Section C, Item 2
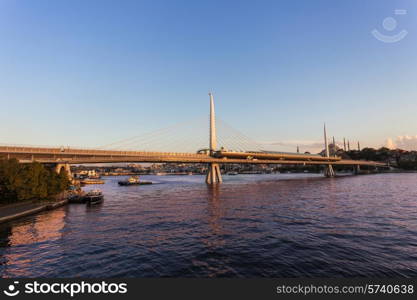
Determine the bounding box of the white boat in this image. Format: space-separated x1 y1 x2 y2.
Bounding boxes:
118 176 152 186
227 171 238 175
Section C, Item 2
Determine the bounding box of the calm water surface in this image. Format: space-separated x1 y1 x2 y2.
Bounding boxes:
1 173 417 278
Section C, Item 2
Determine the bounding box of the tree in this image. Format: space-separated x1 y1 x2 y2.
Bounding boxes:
0 158 21 202
57 169 70 191
0 159 70 204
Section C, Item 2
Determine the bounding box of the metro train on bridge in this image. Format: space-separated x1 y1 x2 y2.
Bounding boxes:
196 148 341 162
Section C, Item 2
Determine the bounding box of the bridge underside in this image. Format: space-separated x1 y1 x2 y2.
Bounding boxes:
1 152 386 167
0 94 389 184
0 146 387 185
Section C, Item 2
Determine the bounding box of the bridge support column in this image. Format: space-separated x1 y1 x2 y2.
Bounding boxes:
353 164 360 175
324 164 335 177
55 163 73 181
323 124 335 178
206 163 222 184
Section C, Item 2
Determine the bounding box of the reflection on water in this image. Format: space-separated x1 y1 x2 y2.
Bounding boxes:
9 209 66 246
0 209 66 277
1 173 417 278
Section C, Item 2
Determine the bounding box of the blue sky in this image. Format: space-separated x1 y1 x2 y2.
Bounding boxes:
1 0 416 152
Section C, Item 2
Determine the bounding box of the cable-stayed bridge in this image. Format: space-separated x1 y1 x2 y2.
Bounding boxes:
0 93 387 183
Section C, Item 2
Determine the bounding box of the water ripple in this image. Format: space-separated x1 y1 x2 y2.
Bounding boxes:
1 173 417 277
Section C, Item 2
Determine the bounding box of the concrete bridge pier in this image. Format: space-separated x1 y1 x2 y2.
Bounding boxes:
206 163 222 184
323 124 335 178
353 164 360 175
55 163 73 181
324 164 335 177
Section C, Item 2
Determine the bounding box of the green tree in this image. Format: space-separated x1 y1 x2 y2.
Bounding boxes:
57 169 70 191
0 159 71 204
0 158 21 202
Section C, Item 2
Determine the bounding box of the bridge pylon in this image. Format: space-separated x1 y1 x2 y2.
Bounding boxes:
206 92 223 184
323 123 335 178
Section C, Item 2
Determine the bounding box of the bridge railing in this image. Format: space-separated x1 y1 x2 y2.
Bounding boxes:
0 145 389 167
0 145 207 157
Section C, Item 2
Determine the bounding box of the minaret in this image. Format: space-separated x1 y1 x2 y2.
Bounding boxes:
297 145 300 153
357 141 360 151
343 138 346 151
348 140 350 151
324 123 329 157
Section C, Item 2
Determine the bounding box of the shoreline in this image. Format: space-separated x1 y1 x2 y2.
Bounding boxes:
0 196 69 225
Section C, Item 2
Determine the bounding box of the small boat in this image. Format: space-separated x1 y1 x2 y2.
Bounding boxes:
118 176 152 186
155 172 188 176
85 189 104 205
69 189 104 204
227 171 238 175
80 179 105 185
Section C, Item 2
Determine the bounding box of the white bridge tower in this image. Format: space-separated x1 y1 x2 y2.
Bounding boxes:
206 93 223 184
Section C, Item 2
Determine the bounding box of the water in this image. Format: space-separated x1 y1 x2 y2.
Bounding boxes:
1 173 417 278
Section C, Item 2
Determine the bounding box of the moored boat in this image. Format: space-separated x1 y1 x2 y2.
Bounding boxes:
68 189 104 204
85 189 104 205
80 179 105 185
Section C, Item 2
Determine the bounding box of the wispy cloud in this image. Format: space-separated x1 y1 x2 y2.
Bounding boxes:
259 140 325 153
385 135 417 150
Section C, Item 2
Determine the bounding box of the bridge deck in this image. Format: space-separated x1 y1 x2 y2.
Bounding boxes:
0 146 387 167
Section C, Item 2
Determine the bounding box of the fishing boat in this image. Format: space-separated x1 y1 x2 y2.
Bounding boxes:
118 176 152 186
85 189 104 205
69 189 104 204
